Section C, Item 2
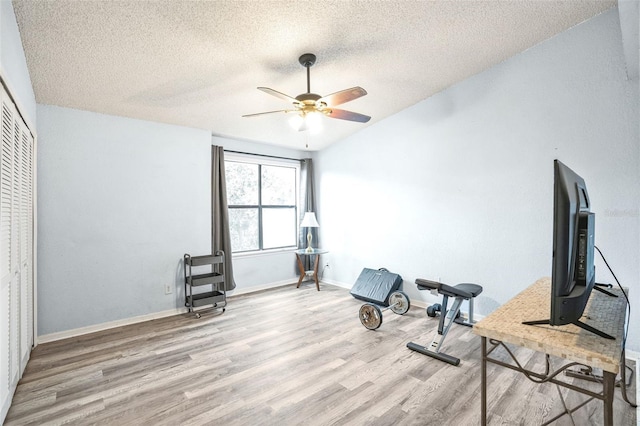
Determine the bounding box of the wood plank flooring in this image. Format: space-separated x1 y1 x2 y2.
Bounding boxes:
5 283 637 425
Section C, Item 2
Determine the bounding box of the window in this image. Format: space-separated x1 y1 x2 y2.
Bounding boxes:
225 153 299 253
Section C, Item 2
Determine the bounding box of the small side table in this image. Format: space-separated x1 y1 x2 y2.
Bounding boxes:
295 249 328 291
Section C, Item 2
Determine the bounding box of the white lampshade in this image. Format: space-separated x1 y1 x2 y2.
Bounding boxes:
300 212 319 228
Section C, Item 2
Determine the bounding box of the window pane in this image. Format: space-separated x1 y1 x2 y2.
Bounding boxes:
229 208 259 252
226 162 259 205
262 207 296 249
262 165 296 205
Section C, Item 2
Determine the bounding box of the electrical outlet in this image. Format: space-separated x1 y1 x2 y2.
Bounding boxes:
165 284 173 295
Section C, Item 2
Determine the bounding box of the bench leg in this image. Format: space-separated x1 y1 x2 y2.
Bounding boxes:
407 297 464 366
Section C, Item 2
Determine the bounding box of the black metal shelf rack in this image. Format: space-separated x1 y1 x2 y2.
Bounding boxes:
184 251 227 317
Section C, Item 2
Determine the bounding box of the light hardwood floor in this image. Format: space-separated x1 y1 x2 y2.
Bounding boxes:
5 283 637 425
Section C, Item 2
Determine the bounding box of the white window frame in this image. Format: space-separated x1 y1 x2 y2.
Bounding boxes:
224 152 300 256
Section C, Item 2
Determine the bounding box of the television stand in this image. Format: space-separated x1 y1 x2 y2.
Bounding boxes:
522 318 615 340
522 282 620 339
594 283 618 298
572 319 615 340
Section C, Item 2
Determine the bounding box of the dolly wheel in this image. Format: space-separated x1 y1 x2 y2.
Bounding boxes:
359 304 382 330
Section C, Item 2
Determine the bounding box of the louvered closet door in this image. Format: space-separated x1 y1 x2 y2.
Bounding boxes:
0 84 34 412
0 89 13 406
10 109 20 385
19 124 32 367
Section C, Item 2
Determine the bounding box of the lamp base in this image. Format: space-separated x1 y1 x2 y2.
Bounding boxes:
305 230 314 253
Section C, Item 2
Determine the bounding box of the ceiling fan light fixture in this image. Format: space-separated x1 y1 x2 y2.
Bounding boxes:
289 113 304 131
289 111 323 133
306 111 322 130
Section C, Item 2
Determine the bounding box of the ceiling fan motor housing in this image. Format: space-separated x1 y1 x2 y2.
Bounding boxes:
299 53 317 67
295 93 321 102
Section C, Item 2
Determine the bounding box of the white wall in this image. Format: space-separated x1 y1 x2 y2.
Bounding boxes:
315 8 640 351
37 105 212 336
211 135 308 294
0 0 36 127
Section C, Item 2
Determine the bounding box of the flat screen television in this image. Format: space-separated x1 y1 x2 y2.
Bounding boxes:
523 160 615 339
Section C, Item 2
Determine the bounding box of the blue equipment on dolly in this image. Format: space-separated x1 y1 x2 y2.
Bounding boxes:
352 267 410 330
350 267 403 306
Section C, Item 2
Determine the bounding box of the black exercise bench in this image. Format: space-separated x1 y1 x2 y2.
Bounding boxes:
407 278 483 366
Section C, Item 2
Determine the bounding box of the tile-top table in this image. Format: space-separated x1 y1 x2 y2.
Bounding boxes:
473 277 635 425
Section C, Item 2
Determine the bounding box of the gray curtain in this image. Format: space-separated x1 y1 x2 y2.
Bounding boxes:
212 145 236 290
298 158 318 270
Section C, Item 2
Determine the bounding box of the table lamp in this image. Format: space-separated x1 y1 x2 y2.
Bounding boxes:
300 212 319 253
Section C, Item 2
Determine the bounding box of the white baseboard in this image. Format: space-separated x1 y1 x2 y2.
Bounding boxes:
319 277 351 290
228 278 299 296
37 278 300 344
37 307 189 344
0 381 16 426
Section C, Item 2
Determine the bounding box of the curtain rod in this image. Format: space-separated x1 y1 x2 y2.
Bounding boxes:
224 149 305 162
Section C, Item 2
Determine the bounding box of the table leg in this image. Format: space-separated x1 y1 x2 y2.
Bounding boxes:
313 254 321 291
481 336 487 426
295 253 305 288
603 370 615 426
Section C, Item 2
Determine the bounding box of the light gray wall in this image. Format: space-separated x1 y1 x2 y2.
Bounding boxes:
37 105 212 335
618 0 639 80
36 124 309 336
315 8 640 351
211 135 308 294
0 0 36 126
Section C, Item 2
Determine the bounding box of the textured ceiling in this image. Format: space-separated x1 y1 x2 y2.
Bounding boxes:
13 0 615 151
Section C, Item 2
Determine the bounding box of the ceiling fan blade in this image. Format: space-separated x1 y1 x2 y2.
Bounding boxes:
318 87 367 106
327 108 371 123
257 87 298 104
242 109 294 118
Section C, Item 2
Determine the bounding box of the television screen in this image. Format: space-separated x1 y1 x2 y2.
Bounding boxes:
550 160 595 325
523 160 614 339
